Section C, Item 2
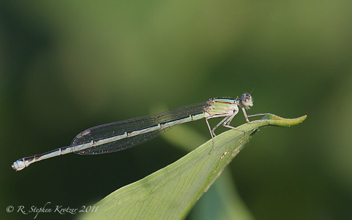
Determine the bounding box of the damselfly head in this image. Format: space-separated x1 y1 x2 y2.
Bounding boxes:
240 93 253 109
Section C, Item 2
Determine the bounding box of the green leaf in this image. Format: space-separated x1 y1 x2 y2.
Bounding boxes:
80 114 307 220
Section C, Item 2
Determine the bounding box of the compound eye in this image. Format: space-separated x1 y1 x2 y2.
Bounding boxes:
241 93 253 108
241 93 251 101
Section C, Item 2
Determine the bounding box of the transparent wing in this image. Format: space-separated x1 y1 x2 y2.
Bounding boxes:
72 101 208 155
75 130 167 155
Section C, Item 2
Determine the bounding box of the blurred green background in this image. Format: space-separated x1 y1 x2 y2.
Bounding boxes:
1 1 352 219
